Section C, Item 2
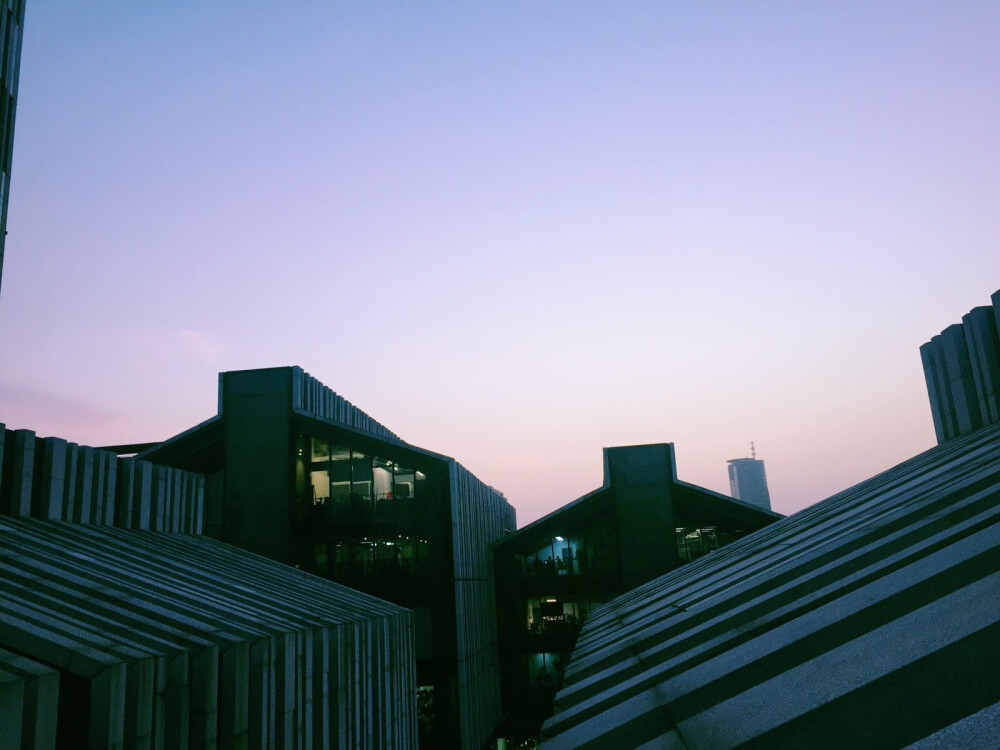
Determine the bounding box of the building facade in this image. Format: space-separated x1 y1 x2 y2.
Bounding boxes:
0 0 24 293
727 450 772 511
138 366 516 749
0 422 418 749
541 421 1000 749
920 289 1000 443
492 443 780 738
542 292 1000 748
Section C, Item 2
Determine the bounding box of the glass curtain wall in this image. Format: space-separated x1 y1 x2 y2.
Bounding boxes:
517 515 619 580
294 434 432 604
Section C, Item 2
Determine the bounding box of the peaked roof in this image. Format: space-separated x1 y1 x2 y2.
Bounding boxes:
540 421 1000 749
1 516 417 748
2 516 408 646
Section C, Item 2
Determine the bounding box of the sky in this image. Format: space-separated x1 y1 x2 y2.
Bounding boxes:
1 2 998 525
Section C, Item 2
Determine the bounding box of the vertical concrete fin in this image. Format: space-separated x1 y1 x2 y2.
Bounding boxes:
40 437 67 521
921 341 949 444
76 446 94 524
962 306 1000 424
137 460 153 531
117 457 135 529
11 429 35 518
63 443 79 522
102 453 117 526
0 425 6 515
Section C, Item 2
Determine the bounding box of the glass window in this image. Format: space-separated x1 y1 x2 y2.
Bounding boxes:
312 438 330 461
351 451 373 512
292 432 436 604
329 447 351 515
393 466 415 499
373 457 393 506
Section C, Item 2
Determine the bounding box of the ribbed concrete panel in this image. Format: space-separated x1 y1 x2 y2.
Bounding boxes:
450 461 516 750
291 366 402 443
922 290 1000 443
921 335 956 442
0 668 25 750
0 426 203 534
0 517 418 750
941 323 984 436
10 428 33 517
0 427 5 512
994 290 1000 339
38 437 66 521
74 444 94 523
963 306 1000 424
0 648 59 750
540 421 1000 750
0 0 24 296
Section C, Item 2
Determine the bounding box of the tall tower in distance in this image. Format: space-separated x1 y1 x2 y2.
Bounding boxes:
727 441 772 511
0 0 25 295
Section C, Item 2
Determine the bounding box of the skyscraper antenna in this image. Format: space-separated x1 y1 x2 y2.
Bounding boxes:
751 440 756 460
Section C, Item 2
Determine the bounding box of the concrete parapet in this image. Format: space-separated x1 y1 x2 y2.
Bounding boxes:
922 290 1000 443
0 516 418 749
0 425 203 534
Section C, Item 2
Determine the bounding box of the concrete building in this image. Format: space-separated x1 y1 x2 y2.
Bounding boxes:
0 0 23 293
0 422 419 749
493 443 780 740
726 445 772 511
540 421 1000 749
137 366 516 749
921 289 1000 443
0 424 205 533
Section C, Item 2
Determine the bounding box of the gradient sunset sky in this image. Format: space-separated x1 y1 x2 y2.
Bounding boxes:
1 2 997 524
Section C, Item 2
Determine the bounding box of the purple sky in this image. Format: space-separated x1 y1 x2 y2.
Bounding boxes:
1 2 998 525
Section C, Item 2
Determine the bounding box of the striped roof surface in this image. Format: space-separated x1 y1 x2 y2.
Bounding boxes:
1 516 416 749
541 422 1000 749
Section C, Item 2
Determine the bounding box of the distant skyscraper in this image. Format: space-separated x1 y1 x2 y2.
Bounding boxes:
727 442 772 511
0 0 25 295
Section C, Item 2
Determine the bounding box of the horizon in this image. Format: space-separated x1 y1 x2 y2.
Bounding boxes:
1 2 998 525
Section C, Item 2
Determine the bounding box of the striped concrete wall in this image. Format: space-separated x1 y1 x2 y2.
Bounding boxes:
449 461 517 750
0 0 25 295
921 289 1000 443
291 367 403 443
1 515 418 750
540 420 1000 749
0 425 204 533
0 647 59 750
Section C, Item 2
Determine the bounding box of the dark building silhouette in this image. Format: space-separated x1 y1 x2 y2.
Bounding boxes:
138 366 515 749
921 289 1000 443
0 423 419 748
0 0 24 293
727 444 772 511
492 443 780 738
541 421 1000 749
541 290 1000 749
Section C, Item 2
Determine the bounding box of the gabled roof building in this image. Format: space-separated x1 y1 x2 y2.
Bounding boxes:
540 421 1000 749
137 366 516 749
493 443 781 739
0 422 418 749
